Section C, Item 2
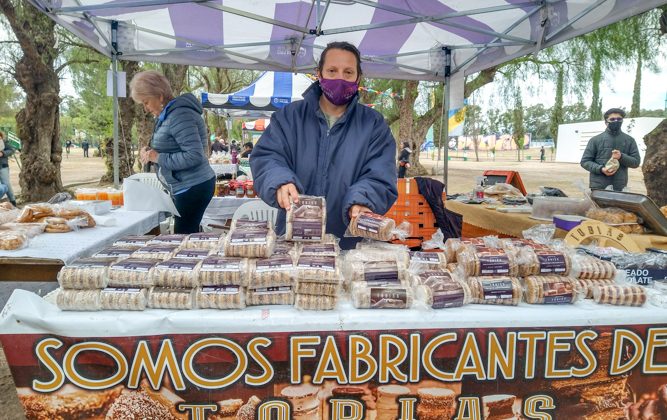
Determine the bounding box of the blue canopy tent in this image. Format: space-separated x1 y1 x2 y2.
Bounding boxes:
201 71 315 118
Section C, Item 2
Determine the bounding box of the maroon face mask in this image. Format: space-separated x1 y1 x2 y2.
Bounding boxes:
319 78 359 106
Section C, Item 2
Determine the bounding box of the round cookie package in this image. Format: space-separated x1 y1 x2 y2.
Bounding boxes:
415 275 472 309
147 234 188 247
223 228 276 258
199 256 249 287
100 287 148 311
112 235 156 248
56 289 101 311
196 286 246 310
152 258 202 288
182 232 225 250
467 276 522 306
347 212 410 242
593 284 646 307
295 293 338 311
57 257 116 289
409 251 449 271
130 244 179 261
351 283 414 309
286 195 327 242
295 255 341 283
295 280 340 297
523 276 580 304
246 286 294 306
108 258 160 288
148 287 196 310
248 255 296 288
458 247 519 277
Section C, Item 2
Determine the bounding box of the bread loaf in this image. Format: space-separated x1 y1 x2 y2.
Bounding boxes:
523 276 579 304
199 256 249 287
352 284 413 309
152 258 201 288
58 258 115 289
196 286 246 309
148 287 195 310
467 276 522 306
347 213 396 241
100 287 147 311
56 289 101 311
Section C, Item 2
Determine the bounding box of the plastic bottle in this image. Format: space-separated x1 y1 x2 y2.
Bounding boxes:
474 176 486 199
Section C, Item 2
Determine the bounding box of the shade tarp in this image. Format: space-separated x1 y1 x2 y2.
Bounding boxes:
201 71 313 113
28 0 666 82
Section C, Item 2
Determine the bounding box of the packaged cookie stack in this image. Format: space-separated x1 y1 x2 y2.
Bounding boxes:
147 234 188 247
467 276 522 306
197 256 248 309
131 244 180 261
409 251 449 271
56 258 116 311
294 255 341 310
415 274 472 309
148 258 201 310
444 237 485 263
570 254 618 298
92 246 137 261
457 246 520 277
347 212 410 242
103 258 161 310
223 219 276 258
286 195 327 242
112 235 156 248
246 255 296 306
182 232 225 250
523 276 580 305
592 284 647 307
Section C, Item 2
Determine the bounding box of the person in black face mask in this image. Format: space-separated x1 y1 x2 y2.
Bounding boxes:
580 108 641 191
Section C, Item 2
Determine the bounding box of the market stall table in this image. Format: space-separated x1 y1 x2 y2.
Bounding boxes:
202 196 260 227
446 200 667 250
209 163 237 176
2 290 667 419
0 209 160 282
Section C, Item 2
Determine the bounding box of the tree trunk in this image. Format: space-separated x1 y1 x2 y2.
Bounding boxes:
0 0 63 202
550 67 564 147
589 58 603 121
642 119 667 207
135 108 154 172
102 61 139 183
629 52 642 118
161 64 189 95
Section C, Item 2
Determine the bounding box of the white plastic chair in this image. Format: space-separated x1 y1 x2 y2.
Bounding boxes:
126 173 165 191
232 199 278 225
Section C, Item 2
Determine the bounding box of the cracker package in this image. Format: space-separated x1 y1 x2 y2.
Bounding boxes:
152 258 202 288
347 212 411 242
100 287 148 311
467 276 522 306
196 286 246 310
113 235 155 248
148 287 196 310
523 276 580 304
351 283 414 309
298 242 340 258
58 258 116 289
56 289 101 311
415 274 472 309
222 228 276 258
295 294 338 311
295 256 341 282
130 244 179 260
286 195 327 242
92 246 137 261
247 255 295 288
246 286 294 306
107 258 160 288
199 256 249 287
147 234 188 247
182 232 225 250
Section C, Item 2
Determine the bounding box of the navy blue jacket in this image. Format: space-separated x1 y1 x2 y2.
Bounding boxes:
580 128 640 191
151 93 214 194
251 81 398 242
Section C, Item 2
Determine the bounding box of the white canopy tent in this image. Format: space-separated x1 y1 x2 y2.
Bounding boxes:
26 0 667 187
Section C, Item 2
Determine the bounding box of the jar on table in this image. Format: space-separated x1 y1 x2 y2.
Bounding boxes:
245 181 256 198
227 181 237 197
235 182 246 198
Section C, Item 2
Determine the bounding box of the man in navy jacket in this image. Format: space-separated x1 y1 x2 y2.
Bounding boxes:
251 42 398 248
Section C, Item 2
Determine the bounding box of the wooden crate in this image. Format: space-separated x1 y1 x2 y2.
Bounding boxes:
384 178 446 248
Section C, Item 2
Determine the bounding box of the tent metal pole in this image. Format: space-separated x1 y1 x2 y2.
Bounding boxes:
441 47 451 192
111 21 120 188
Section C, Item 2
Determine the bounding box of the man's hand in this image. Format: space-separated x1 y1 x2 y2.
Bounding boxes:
611 149 621 160
276 183 299 209
602 167 616 176
139 147 158 165
348 204 372 220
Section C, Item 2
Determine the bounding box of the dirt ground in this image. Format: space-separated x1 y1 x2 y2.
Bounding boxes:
0 149 647 418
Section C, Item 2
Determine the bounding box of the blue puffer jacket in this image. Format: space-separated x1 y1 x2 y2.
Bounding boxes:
250 81 398 243
151 93 214 194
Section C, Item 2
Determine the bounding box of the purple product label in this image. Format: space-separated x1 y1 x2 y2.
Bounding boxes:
479 252 510 275
369 288 408 308
174 250 210 259
114 235 154 245
355 213 387 234
102 287 142 294
272 243 293 255
297 256 335 271
432 290 465 309
112 259 156 272
234 220 269 229
364 261 400 284
201 257 242 271
290 220 323 240
253 286 292 295
410 252 441 264
157 259 199 271
417 270 450 282
541 280 574 304
256 256 294 272
135 245 179 254
188 233 222 242
96 247 136 257
481 280 514 300
536 252 567 273
201 286 240 295
149 234 187 244
301 244 336 255
230 230 268 244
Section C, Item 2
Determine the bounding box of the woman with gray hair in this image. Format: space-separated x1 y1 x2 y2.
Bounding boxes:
130 70 215 233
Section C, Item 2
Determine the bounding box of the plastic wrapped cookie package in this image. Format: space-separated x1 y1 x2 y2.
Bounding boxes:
408 251 449 271
345 260 411 287
467 276 522 306
295 255 341 283
112 235 156 248
523 276 580 305
414 275 472 309
345 248 411 268
246 286 295 306
295 280 341 297
148 287 196 310
295 294 338 311
198 256 250 287
444 238 485 263
107 258 160 288
171 248 212 260
575 278 616 299
351 283 414 309
346 212 411 242
56 289 101 311
247 255 296 288
152 258 202 288
570 254 618 280
130 244 180 261
100 287 148 311
592 284 647 307
272 240 298 260
516 248 572 277
286 195 327 242
457 247 520 277
147 234 188 247
196 286 246 310
182 232 225 250
230 219 273 231
222 228 276 258
57 257 116 289
297 242 340 258
0 230 29 251
92 246 137 261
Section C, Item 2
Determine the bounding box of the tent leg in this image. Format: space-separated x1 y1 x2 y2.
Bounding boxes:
441 47 451 192
112 53 120 188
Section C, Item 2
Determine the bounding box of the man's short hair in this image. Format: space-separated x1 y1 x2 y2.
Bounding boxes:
604 108 626 120
243 142 253 149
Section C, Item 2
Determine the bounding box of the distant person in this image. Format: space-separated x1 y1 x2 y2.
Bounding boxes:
540 146 545 162
65 139 72 156
210 136 227 154
230 140 239 153
397 141 411 178
580 108 641 191
82 139 90 157
240 142 253 158
0 132 16 206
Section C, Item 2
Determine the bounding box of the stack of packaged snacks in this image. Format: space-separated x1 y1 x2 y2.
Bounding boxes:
223 220 276 258
294 255 341 310
197 256 248 309
246 254 296 306
56 257 117 311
